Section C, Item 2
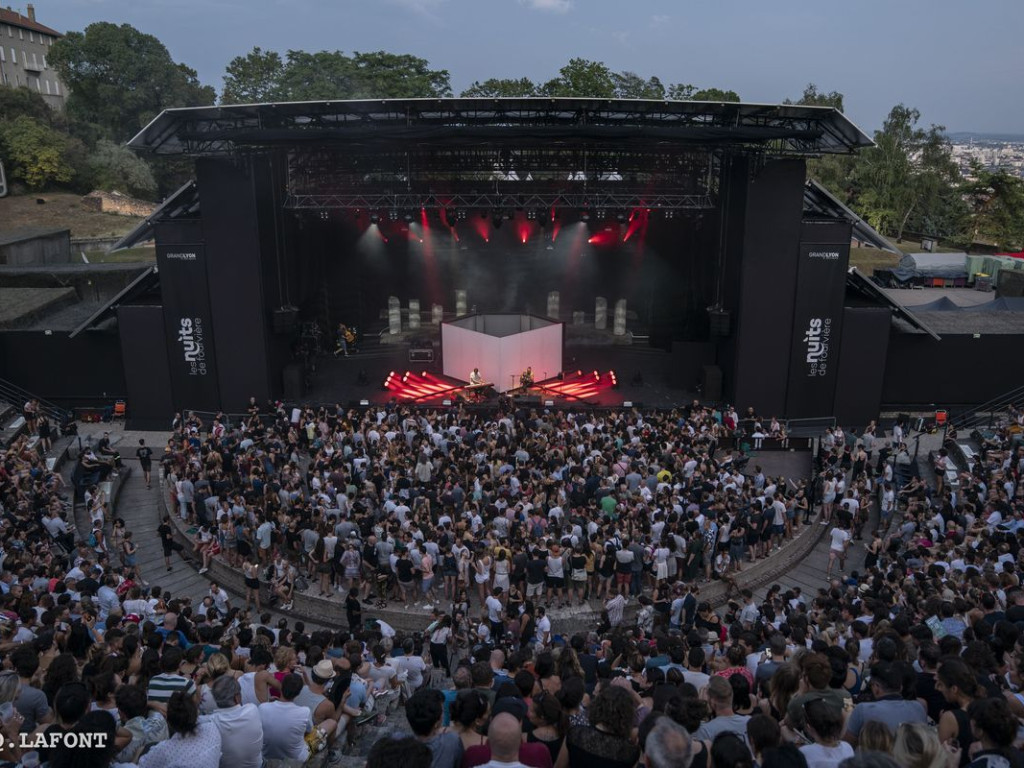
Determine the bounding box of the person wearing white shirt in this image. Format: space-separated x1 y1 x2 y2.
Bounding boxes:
396 638 427 691
534 607 551 646
826 523 851 581
206 676 263 768
96 576 120 622
259 674 312 762
209 582 231 616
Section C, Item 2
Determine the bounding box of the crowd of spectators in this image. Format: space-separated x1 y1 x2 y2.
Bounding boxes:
0 396 1020 768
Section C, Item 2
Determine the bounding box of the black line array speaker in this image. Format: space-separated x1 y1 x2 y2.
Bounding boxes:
709 309 731 337
272 307 299 335
282 362 304 400
702 364 723 402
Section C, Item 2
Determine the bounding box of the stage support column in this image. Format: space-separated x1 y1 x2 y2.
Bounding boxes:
455 290 467 316
195 157 271 410
547 291 559 319
432 304 443 325
388 297 402 335
727 159 806 415
573 311 585 325
613 300 627 336
408 299 421 330
595 297 607 330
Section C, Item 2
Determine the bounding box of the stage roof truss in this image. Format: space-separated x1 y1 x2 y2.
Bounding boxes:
109 180 200 252
68 266 160 338
804 180 900 254
130 98 873 157
283 191 715 211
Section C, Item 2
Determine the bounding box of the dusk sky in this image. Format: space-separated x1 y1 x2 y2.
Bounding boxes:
53 0 1024 135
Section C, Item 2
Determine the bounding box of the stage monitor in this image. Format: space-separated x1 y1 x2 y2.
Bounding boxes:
442 314 563 393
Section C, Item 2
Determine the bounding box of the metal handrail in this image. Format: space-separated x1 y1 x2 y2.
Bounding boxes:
947 384 1024 432
0 377 73 424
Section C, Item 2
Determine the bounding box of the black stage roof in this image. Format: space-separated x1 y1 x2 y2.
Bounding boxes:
129 98 873 157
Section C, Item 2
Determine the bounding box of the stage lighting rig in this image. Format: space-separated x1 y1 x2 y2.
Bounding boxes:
580 209 591 222
369 212 381 224
615 210 628 222
388 210 399 221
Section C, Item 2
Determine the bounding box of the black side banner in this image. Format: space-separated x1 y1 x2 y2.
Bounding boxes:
785 242 848 417
156 243 221 411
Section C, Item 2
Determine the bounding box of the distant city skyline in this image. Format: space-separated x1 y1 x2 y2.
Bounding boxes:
51 0 1024 135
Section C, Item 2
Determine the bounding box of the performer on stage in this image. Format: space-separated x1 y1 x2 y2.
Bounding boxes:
519 366 534 388
469 367 483 386
334 323 356 356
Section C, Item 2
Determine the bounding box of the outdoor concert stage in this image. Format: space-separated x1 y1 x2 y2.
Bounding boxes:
12 97 1013 429
301 342 697 410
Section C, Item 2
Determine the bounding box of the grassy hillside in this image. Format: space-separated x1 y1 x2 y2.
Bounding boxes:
0 193 144 238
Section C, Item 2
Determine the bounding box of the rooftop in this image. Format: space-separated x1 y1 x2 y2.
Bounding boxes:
0 7 61 38
0 227 70 247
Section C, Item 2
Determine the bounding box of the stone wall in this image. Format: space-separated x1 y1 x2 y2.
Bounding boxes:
81 191 156 218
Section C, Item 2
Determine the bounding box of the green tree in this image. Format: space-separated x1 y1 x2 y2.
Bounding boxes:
274 50 358 101
460 78 537 97
963 162 1024 250
232 49 452 102
222 47 284 104
87 140 157 199
349 51 451 98
612 72 665 100
690 87 741 102
0 115 76 189
539 58 616 97
667 83 696 100
50 22 215 142
666 84 740 102
785 83 844 112
0 86 57 125
854 104 963 241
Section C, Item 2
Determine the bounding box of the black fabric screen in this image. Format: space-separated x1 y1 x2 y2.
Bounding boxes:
155 243 221 411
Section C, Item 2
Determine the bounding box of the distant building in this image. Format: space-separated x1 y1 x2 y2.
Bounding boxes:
0 4 66 110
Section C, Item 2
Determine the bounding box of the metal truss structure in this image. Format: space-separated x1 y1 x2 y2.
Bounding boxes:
129 98 873 158
283 191 715 211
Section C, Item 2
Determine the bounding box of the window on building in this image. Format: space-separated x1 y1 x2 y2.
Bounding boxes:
53 79 59 95
0 46 4 62
42 54 46 69
31 52 37 69
18 27 23 39
10 47 15 64
28 30 33 42
45 79 50 94
22 49 27 67
35 77 40 92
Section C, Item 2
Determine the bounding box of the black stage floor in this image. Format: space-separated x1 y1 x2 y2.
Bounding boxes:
299 342 701 410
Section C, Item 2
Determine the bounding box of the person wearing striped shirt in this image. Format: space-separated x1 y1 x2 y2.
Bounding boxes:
147 647 197 705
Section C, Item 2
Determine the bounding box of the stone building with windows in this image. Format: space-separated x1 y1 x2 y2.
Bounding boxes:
0 4 65 109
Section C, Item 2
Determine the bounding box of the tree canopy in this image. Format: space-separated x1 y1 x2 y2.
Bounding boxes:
222 48 451 103
50 22 215 143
